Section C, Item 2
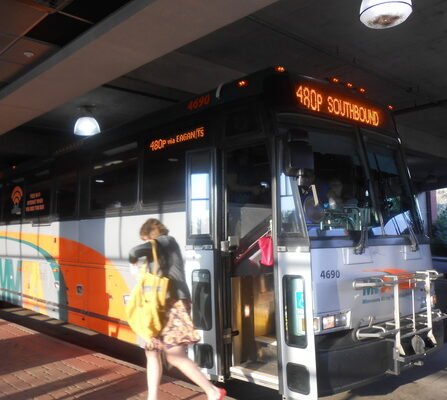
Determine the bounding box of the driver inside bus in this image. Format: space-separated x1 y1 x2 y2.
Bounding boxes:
326 177 344 210
326 177 358 210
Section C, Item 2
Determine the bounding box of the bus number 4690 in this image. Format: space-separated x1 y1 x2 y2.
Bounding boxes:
320 270 341 279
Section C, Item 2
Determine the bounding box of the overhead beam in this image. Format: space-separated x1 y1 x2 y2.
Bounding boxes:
0 0 278 135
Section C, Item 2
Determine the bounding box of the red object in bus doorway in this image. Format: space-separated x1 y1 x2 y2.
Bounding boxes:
258 236 274 266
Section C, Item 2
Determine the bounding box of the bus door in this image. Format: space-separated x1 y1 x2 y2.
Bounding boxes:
275 136 318 399
185 148 229 381
224 144 276 388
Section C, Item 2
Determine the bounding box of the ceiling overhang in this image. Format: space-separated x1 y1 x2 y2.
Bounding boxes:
0 0 278 135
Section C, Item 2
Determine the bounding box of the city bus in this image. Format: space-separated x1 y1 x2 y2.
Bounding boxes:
0 66 446 399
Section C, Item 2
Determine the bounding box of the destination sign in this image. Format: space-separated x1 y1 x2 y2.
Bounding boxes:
149 126 206 151
295 79 388 128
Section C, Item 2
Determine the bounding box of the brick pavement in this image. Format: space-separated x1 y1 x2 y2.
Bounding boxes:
0 319 211 400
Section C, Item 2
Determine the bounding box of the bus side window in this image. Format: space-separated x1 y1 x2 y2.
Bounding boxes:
142 149 185 207
284 276 307 348
279 173 302 234
89 142 138 212
55 171 78 219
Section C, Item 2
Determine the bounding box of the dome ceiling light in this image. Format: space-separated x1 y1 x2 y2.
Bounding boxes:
360 0 413 29
74 106 101 136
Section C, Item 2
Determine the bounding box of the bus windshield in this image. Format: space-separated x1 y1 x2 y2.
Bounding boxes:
362 132 422 237
278 119 421 241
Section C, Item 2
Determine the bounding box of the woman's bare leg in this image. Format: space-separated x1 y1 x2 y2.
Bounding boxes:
146 349 163 400
165 345 222 400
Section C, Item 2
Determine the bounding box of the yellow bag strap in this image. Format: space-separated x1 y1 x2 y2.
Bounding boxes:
139 239 161 276
149 239 160 275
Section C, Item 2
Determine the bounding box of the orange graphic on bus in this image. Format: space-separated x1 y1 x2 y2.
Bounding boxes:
10 186 23 215
11 186 23 205
372 268 416 293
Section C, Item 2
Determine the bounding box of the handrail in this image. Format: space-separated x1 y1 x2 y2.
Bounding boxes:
352 270 441 291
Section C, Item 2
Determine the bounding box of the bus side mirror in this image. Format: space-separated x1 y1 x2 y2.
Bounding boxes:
284 140 315 186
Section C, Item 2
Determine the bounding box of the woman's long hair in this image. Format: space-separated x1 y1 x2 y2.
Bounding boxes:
140 218 169 238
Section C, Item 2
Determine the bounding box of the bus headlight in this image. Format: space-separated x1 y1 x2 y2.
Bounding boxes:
322 315 335 330
321 311 350 331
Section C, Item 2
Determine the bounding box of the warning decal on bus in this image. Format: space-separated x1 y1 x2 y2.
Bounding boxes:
25 191 46 213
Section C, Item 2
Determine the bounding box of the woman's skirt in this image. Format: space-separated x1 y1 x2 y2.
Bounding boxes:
145 299 201 351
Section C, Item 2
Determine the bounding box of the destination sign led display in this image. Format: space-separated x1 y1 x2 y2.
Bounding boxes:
295 80 387 128
149 126 205 151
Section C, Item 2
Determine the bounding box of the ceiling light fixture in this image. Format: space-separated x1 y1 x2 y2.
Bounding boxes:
73 106 101 136
360 0 413 29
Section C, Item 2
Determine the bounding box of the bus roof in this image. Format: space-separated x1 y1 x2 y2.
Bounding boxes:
0 66 397 178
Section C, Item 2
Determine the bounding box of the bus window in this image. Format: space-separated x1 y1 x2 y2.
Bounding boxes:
309 129 371 237
280 122 378 239
2 179 24 223
90 143 138 211
284 276 307 348
226 145 272 240
364 137 421 236
24 170 51 220
142 149 185 207
279 173 303 235
55 171 78 219
188 151 211 236
226 145 272 278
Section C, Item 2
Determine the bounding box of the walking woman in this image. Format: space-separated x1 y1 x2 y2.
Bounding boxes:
128 218 226 400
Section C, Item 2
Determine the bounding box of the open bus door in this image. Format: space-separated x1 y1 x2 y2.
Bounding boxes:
184 148 230 382
275 135 318 399
223 143 277 388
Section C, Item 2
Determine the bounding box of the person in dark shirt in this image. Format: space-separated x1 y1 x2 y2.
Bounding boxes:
325 177 358 210
128 218 226 400
326 177 344 210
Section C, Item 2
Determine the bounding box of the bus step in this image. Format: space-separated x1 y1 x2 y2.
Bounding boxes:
254 336 277 363
230 362 278 390
254 335 277 347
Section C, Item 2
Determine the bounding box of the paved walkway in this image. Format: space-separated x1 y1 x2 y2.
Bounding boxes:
0 318 214 400
2 312 447 400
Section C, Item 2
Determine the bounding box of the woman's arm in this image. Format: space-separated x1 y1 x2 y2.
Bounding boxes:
128 241 152 264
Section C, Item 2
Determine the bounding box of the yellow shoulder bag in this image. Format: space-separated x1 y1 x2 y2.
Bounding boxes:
126 239 170 341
